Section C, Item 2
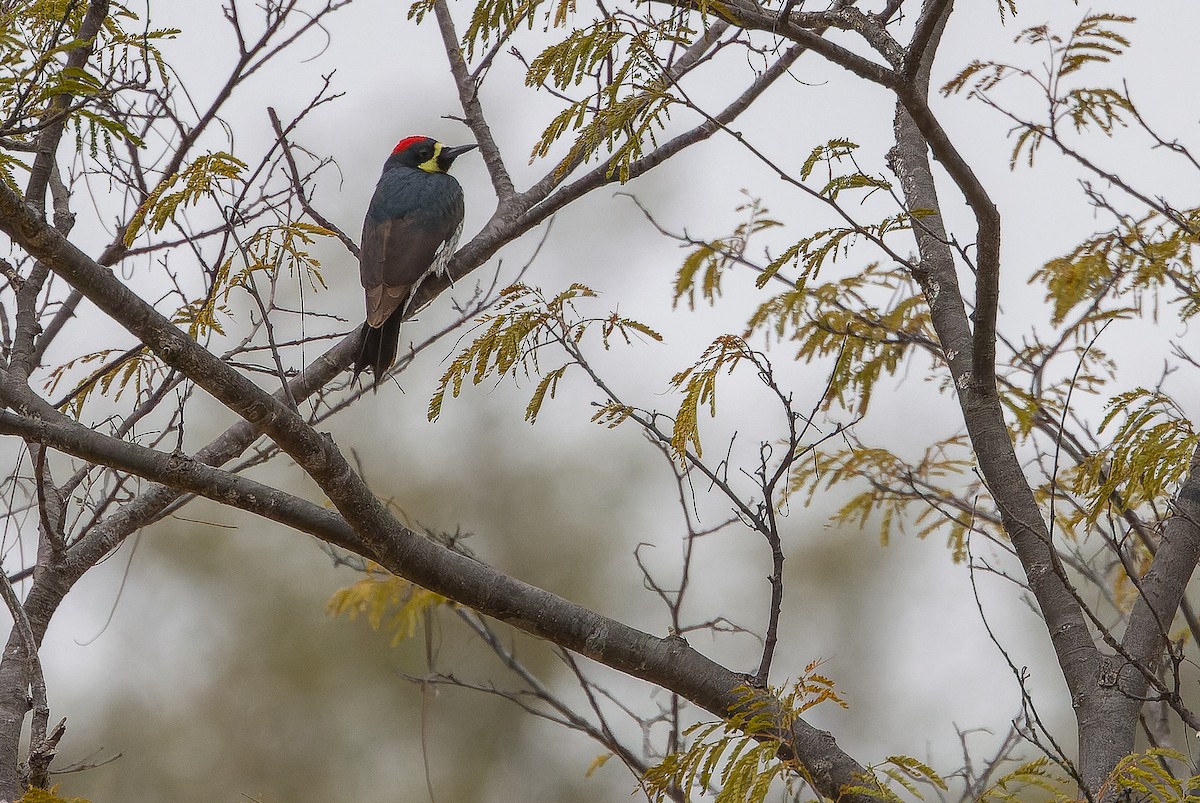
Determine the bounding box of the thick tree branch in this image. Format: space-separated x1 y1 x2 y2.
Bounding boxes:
1122 446 1200 678
0 558 50 789
788 5 905 66
25 0 110 212
885 0 1105 792
715 0 900 87
904 0 952 76
0 406 362 556
892 82 1001 391
433 0 516 202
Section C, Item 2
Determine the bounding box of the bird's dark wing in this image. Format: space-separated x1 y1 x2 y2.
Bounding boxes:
359 214 458 328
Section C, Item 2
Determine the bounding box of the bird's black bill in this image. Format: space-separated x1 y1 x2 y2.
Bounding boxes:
439 143 478 168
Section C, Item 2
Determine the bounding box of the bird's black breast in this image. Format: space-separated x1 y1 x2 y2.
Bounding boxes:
367 165 463 225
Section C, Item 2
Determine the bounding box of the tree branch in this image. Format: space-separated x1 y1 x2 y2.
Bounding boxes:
0 559 50 789
0 406 362 555
715 0 900 88
433 0 516 202
25 0 110 212
904 0 952 77
885 1 1104 792
1122 445 1200 683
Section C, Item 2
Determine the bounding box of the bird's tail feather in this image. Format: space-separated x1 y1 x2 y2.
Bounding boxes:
353 316 402 389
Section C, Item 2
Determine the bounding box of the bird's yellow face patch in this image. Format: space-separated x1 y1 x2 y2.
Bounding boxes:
418 142 444 173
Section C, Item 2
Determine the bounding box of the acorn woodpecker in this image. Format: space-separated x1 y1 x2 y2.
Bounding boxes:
353 135 477 382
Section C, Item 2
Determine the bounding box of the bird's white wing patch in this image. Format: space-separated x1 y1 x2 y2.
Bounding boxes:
431 220 464 278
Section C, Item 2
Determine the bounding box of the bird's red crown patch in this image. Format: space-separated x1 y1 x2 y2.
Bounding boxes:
393 135 431 154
